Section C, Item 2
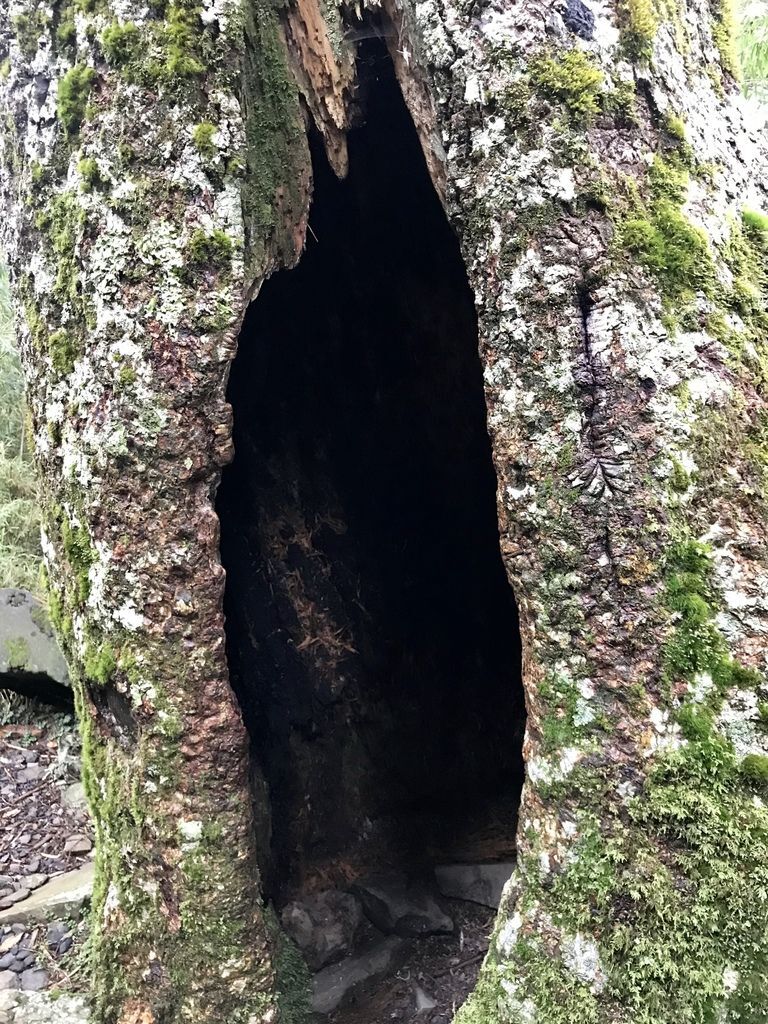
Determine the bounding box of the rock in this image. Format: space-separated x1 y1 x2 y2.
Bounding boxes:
0 864 94 926
311 937 403 1015
281 891 363 970
61 784 87 813
24 877 47 893
0 990 18 1012
16 766 42 784
7 991 89 1023
0 974 17 992
0 893 29 913
63 835 91 855
434 862 515 910
352 873 453 937
0 590 69 694
415 985 437 1012
19 969 48 992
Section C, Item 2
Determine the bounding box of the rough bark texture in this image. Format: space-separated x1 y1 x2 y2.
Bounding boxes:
2 2 768 1024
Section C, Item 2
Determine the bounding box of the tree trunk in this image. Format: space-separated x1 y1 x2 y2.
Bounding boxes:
1 1 768 1023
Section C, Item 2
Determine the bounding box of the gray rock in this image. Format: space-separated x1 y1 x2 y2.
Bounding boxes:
61 784 87 813
24 877 47 893
434 862 515 910
281 890 363 971
0 990 19 1011
352 873 453 937
311 937 403 1015
0 864 94 926
0 893 29 913
6 992 89 1023
63 836 91 855
19 970 48 992
0 974 17 992
0 590 68 691
17 766 42 784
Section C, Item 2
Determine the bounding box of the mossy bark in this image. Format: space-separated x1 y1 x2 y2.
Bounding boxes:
1 0 768 1023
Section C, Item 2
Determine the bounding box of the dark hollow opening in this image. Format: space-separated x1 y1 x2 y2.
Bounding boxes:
217 41 525 904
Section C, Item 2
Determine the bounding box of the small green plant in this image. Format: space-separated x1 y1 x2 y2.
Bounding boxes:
184 229 233 277
740 752 768 787
101 21 140 66
77 157 102 191
57 64 96 137
192 122 217 159
530 50 605 124
619 0 658 61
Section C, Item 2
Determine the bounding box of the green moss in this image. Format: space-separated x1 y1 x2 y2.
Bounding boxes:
12 10 50 61
192 121 217 159
712 0 739 79
669 457 690 492
184 228 233 276
739 753 768 788
55 3 77 58
676 702 714 740
619 0 658 61
742 208 768 243
77 157 101 191
267 909 311 1023
118 365 137 386
0 59 10 80
664 112 687 140
6 636 30 670
48 330 78 377
57 65 96 137
603 79 639 125
530 50 604 124
83 643 117 686
622 204 713 300
60 519 95 604
101 21 140 65
160 2 206 80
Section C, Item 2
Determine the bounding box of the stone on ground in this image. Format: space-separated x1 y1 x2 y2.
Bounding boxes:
0 991 89 1024
311 936 403 1014
352 873 453 937
0 590 68 689
434 861 515 909
0 864 94 926
281 890 363 970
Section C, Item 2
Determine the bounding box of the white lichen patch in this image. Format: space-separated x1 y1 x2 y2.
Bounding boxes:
561 932 607 994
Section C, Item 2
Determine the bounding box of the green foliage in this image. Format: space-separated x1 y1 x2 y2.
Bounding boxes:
192 122 217 159
739 752 768 787
530 50 605 124
57 65 96 137
737 1 768 100
619 0 659 60
163 3 206 79
101 21 141 66
0 265 41 592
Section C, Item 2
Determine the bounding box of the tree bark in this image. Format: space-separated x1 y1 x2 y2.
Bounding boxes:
2 1 768 1023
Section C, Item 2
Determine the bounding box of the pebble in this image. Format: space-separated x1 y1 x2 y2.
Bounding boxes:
63 836 91 855
19 970 48 992
0 893 29 913
16 767 42 785
0 974 17 992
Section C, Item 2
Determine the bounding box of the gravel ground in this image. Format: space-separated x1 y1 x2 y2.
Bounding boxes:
0 699 91 998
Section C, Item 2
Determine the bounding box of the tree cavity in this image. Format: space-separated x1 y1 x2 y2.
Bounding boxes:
217 41 526 902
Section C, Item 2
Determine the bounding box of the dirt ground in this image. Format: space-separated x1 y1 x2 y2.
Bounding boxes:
328 900 494 1024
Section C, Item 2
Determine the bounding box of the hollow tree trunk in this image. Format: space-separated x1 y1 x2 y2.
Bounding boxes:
1 1 768 1023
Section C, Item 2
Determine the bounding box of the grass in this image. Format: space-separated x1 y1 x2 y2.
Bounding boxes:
737 0 768 99
0 262 42 591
